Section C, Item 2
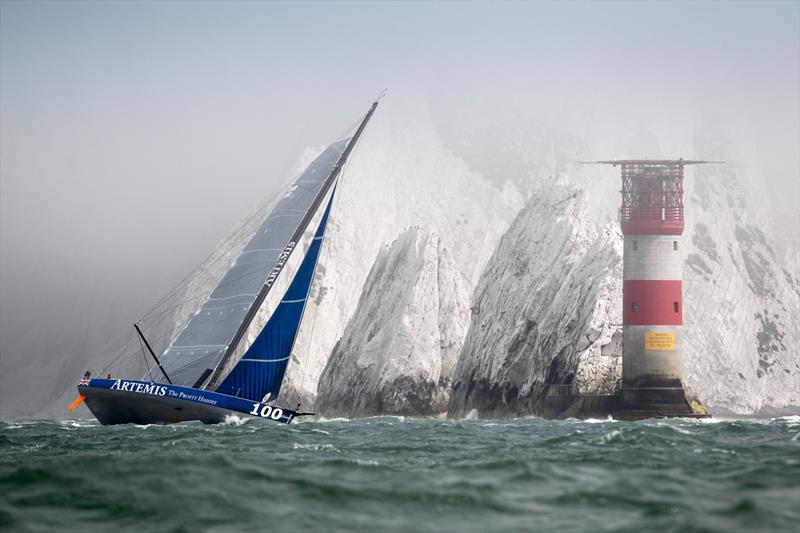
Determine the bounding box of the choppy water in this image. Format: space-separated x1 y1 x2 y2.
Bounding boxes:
1 416 798 532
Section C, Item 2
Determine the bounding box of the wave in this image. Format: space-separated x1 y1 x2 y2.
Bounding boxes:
1 417 797 532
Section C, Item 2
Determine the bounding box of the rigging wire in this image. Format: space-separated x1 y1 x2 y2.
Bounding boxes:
137 117 363 327
295 111 372 399
206 115 370 391
136 332 155 381
98 328 138 376
113 109 368 381
132 167 355 378
136 178 342 326
137 185 291 323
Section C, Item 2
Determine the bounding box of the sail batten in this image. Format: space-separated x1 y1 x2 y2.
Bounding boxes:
205 101 379 391
157 100 379 391
159 138 350 387
214 185 338 401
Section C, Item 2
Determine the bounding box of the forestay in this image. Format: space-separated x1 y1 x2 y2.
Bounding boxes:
215 186 336 402
160 139 349 387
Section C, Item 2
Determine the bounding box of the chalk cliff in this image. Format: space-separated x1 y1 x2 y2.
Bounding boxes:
279 98 522 408
447 182 623 417
316 228 469 416
679 131 800 413
444 126 799 416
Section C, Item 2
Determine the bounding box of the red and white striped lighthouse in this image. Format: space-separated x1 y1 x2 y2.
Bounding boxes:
587 159 717 417
618 160 687 389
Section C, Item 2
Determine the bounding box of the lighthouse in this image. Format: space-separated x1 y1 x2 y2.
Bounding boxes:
587 159 715 418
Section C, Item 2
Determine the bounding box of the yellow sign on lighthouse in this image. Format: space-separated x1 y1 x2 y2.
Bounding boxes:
645 332 675 351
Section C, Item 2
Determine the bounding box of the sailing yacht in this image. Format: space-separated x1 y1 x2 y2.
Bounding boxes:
70 100 379 425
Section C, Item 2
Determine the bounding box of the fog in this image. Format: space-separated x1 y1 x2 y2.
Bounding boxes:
1 1 798 418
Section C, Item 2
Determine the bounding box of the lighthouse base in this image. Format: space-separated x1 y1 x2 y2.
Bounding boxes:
541 382 709 421
610 384 708 420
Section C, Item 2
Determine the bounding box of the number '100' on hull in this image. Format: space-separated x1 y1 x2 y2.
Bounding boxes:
78 379 297 425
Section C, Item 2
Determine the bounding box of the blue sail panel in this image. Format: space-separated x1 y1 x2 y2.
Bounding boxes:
214 187 336 402
160 139 348 387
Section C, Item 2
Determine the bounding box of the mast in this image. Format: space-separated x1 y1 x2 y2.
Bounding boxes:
204 100 379 390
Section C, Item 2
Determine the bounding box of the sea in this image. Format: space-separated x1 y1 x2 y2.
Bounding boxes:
1 416 798 532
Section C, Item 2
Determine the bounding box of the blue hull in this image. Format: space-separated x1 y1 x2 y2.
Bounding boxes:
78 379 298 425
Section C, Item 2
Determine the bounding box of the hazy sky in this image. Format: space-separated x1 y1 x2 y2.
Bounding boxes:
1 1 798 417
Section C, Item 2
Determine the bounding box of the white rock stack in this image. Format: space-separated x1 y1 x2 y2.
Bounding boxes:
447 182 623 418
315 228 469 417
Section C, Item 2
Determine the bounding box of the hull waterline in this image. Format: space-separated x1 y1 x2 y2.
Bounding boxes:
77 378 299 426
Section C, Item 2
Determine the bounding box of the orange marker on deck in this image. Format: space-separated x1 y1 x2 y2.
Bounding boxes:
67 395 86 411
